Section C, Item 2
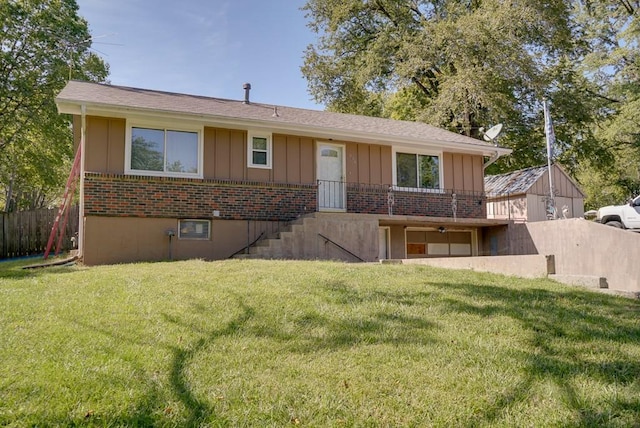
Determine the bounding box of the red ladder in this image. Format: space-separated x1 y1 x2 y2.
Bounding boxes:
44 145 81 260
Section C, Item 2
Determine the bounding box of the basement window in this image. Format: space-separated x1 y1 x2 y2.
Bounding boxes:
247 131 272 169
178 219 210 240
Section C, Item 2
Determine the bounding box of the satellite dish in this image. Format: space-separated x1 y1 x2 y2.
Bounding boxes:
482 123 503 142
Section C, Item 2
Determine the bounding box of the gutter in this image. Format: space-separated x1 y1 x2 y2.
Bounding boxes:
483 151 503 170
78 104 86 259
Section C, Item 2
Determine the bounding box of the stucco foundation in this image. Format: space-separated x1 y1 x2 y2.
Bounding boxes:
82 216 284 265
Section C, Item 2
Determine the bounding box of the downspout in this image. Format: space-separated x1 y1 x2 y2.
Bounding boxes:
483 151 501 170
78 105 86 259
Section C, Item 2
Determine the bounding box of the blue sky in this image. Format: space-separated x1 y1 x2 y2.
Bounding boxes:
77 0 323 110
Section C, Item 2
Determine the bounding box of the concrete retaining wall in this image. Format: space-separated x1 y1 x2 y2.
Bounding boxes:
395 254 554 278
309 213 380 261
394 218 640 295
512 219 640 293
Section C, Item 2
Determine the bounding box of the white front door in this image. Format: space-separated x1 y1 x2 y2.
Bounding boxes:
317 143 345 211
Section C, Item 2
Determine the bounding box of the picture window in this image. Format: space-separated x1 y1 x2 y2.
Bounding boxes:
395 152 440 189
126 123 202 178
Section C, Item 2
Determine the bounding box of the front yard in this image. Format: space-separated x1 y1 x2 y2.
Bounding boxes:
1 259 639 426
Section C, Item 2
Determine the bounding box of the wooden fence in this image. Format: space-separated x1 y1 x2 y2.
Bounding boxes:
0 206 79 259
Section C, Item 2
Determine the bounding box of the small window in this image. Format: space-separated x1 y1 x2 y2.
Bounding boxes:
321 148 339 157
178 219 210 240
248 131 272 168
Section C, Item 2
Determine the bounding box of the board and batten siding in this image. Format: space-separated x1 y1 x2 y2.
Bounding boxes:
272 134 315 184
205 128 246 181
343 145 484 193
442 152 484 193
204 129 315 183
81 117 317 184
525 165 585 221
345 143 393 185
80 116 487 193
529 166 585 199
82 116 126 174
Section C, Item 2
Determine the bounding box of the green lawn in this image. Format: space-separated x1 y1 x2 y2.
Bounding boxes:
1 259 639 427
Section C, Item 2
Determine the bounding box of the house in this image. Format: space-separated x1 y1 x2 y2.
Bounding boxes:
485 164 585 222
55 81 512 265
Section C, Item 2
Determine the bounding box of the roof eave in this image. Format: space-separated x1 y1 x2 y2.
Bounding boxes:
486 192 527 199
56 99 512 157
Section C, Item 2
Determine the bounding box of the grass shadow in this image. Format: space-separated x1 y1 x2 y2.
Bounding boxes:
0 260 82 279
6 261 638 426
163 300 255 426
425 280 640 427
287 310 438 353
269 280 439 353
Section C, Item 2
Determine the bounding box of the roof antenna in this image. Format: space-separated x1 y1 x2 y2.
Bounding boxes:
482 124 505 170
481 123 503 146
243 83 251 104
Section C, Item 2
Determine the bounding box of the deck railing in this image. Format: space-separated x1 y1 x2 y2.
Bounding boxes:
318 180 489 219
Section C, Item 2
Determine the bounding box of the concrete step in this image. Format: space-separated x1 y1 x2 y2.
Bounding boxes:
598 289 640 299
251 239 282 254
254 239 271 247
549 274 608 289
244 215 319 260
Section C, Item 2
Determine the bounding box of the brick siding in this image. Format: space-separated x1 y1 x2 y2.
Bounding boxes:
84 173 317 221
84 174 486 221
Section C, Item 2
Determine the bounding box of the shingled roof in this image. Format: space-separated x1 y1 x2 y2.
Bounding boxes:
56 81 511 157
484 165 548 195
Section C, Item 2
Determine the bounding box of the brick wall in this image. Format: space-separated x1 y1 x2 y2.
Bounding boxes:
84 173 317 221
346 184 486 219
84 174 486 221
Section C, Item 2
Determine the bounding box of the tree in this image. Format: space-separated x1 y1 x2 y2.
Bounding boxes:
574 0 640 204
131 136 164 172
0 0 108 211
301 0 609 173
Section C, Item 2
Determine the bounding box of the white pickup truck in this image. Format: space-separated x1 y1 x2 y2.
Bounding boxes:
596 195 640 230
